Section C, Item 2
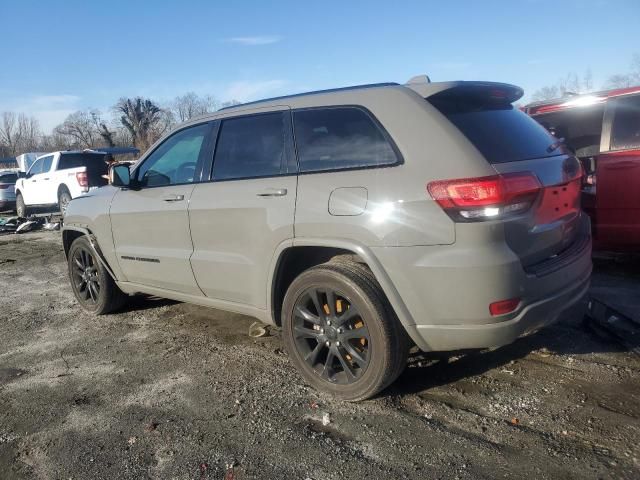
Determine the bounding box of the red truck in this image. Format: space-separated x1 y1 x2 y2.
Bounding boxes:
524 87 640 252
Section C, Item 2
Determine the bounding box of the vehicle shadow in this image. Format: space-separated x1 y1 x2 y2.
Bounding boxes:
386 304 626 398
116 295 179 313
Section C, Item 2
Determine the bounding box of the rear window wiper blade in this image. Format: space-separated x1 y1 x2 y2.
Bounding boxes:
546 137 566 154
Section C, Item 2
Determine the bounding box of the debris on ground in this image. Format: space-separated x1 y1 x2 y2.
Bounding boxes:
248 321 270 338
322 412 331 426
1 233 639 479
585 291 640 355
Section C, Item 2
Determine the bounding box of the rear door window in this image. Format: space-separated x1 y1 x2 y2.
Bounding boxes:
428 92 558 163
212 112 286 180
610 95 640 151
293 107 399 172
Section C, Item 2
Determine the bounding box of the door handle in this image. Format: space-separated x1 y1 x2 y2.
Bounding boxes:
31 179 36 182
256 188 287 197
44 177 50 180
162 194 185 202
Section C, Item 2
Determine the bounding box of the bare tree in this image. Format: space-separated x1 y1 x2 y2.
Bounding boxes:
0 112 41 155
17 114 41 152
171 92 219 123
115 97 165 152
54 110 101 148
605 53 640 88
0 112 20 155
531 70 595 102
220 99 242 109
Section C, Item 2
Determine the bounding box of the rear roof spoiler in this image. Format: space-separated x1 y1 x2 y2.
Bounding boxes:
406 80 524 103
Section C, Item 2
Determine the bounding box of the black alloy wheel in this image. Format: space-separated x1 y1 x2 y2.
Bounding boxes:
293 287 371 384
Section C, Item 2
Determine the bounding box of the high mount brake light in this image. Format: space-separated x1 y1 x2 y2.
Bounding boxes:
427 172 541 222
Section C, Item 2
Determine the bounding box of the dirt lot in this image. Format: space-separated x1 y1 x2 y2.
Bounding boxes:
1 232 639 479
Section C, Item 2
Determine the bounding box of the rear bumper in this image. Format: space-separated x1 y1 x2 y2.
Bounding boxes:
371 229 592 352
405 267 590 350
0 199 16 210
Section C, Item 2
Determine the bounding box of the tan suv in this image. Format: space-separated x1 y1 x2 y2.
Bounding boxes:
62 78 592 400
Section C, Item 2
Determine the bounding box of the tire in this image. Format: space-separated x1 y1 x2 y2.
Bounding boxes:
16 193 27 218
68 236 128 314
282 261 409 401
58 188 72 215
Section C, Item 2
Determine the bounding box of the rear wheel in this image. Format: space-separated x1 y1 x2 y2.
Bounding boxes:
68 236 127 314
58 188 72 215
16 193 27 218
282 261 409 401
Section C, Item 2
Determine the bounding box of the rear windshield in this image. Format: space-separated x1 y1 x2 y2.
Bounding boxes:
428 93 560 163
58 153 107 170
0 173 17 183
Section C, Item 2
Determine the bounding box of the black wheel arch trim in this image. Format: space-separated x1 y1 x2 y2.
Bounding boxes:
63 226 117 282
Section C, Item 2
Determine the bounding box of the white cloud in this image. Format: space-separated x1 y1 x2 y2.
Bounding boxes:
0 94 81 133
225 35 282 46
224 80 288 102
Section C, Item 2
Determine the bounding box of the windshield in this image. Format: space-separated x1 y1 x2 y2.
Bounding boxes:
428 93 563 163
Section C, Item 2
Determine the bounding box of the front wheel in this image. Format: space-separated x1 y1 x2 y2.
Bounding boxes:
282 261 409 401
68 236 127 314
16 193 27 218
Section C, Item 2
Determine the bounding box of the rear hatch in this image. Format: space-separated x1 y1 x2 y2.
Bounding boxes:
58 152 109 188
426 84 586 270
0 173 17 196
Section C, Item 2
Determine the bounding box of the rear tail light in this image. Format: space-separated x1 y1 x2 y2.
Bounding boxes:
76 172 88 187
0 184 10 190
489 298 521 316
427 172 541 222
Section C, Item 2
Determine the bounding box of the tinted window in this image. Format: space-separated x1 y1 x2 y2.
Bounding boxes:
41 155 53 173
0 173 17 183
611 95 640 151
213 113 286 180
138 123 209 187
293 107 398 172
58 153 106 170
428 93 558 163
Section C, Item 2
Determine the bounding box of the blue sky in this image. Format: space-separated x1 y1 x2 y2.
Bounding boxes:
0 0 638 132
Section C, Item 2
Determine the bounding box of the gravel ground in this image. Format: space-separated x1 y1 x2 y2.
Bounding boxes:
0 232 638 479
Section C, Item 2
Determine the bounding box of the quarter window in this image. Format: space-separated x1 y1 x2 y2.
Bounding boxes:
213 112 286 180
137 123 210 187
611 95 640 151
293 107 399 172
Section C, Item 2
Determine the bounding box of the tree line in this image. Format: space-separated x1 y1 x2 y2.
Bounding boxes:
0 93 240 159
2 53 639 159
531 53 640 102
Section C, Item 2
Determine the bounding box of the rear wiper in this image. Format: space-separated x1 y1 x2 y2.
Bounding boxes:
546 137 566 153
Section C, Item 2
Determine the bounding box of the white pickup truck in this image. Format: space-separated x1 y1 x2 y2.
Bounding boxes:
15 150 109 216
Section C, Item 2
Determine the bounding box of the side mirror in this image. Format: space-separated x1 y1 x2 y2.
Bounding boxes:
110 164 132 188
17 171 26 179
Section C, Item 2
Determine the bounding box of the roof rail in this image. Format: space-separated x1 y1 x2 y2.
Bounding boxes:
218 82 400 111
